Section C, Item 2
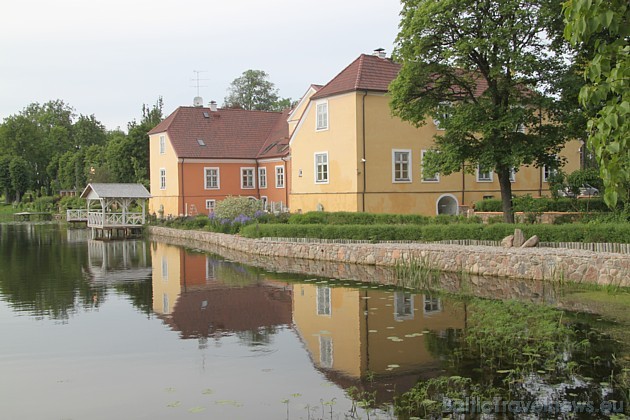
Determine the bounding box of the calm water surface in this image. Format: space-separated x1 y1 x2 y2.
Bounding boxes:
1 224 628 419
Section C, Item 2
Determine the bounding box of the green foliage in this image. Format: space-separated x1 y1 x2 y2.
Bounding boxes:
287 211 434 225
563 0 630 207
223 69 292 112
9 157 31 202
390 0 570 222
58 195 86 211
475 195 611 212
214 196 263 220
567 167 604 195
241 222 630 244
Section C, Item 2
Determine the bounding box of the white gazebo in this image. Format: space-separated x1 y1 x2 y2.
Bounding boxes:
79 183 151 239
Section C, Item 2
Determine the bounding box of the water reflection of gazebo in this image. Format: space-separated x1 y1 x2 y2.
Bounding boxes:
84 239 152 283
79 183 151 239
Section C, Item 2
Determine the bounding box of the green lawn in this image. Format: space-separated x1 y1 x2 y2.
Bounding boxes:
0 202 17 222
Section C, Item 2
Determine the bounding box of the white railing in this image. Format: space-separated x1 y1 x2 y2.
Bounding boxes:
66 209 88 221
87 212 145 228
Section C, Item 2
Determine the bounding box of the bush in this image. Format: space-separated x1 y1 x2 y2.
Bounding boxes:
288 211 475 226
214 196 263 220
474 196 611 213
240 222 630 244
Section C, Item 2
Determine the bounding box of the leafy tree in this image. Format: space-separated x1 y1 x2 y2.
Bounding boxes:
72 114 107 149
9 157 31 203
390 0 569 223
0 155 14 203
223 70 290 111
563 0 629 207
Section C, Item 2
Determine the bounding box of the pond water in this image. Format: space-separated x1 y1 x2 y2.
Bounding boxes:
1 223 628 419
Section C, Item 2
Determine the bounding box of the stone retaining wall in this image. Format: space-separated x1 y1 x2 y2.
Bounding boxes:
148 227 630 286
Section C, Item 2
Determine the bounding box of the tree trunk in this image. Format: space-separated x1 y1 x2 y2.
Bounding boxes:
497 168 515 223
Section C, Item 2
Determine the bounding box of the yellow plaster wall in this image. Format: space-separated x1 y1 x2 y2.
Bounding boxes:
151 243 183 315
292 284 363 377
289 93 360 213
149 132 181 217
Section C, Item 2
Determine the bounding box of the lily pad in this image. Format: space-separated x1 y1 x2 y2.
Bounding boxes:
188 406 206 413
167 401 181 408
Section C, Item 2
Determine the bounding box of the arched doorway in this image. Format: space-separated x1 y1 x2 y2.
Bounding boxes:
436 194 459 215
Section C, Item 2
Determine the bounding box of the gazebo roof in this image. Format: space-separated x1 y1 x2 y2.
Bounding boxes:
80 183 151 200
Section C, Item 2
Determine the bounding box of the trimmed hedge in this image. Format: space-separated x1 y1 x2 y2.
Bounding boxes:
287 211 480 225
240 222 630 244
475 196 610 213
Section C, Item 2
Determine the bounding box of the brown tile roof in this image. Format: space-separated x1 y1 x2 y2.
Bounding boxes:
257 108 290 159
309 53 491 100
148 107 289 160
311 54 402 100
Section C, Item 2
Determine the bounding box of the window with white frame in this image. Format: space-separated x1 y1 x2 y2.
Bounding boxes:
394 292 414 321
159 135 166 154
509 167 516 182
315 152 329 183
258 167 267 189
159 168 166 189
205 257 216 281
476 165 493 182
204 167 220 189
543 165 557 182
317 286 331 316
319 336 333 368
276 166 285 188
433 102 451 130
241 167 255 189
316 101 328 131
161 256 168 281
421 150 439 182
392 150 412 182
205 199 216 211
423 295 442 315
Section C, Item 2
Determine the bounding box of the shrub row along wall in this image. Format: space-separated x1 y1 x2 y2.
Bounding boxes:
148 227 630 286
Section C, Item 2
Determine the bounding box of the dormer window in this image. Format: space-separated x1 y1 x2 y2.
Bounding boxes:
316 101 328 131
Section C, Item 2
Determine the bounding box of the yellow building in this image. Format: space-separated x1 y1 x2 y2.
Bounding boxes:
288 51 582 215
292 284 465 381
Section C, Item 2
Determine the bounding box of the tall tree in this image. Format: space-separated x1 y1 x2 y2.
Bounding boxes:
390 0 569 222
0 155 14 203
563 0 629 207
223 70 289 111
9 157 31 203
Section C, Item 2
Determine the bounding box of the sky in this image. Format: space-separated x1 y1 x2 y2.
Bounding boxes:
1 0 402 132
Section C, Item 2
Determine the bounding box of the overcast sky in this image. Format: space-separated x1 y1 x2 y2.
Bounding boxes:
1 0 401 131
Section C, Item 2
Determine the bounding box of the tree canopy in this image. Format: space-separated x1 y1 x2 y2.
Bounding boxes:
0 99 162 203
390 0 570 222
223 69 292 112
563 0 629 207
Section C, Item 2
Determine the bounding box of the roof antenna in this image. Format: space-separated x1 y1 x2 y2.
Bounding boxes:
191 70 209 107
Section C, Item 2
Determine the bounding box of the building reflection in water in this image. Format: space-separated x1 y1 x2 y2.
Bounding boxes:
150 242 465 400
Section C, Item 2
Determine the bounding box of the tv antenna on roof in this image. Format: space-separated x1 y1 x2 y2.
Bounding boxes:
191 70 209 97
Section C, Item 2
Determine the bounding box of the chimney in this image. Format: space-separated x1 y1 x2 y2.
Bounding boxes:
209 101 218 112
373 48 386 59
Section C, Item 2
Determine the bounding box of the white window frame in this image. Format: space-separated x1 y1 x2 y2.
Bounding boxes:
204 167 220 190
392 149 412 183
476 165 493 182
433 101 451 130
421 150 439 182
543 165 557 182
159 168 166 190
423 295 442 315
240 167 255 189
205 257 215 281
509 167 516 183
205 199 216 211
394 292 414 321
316 101 329 131
314 152 329 184
159 135 166 154
275 165 285 188
258 167 267 189
319 335 333 369
317 286 331 316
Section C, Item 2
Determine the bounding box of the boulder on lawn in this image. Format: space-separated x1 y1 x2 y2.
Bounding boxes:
501 235 514 248
513 229 525 247
521 235 539 248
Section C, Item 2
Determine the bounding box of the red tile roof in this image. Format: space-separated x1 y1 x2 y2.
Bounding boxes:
310 53 490 100
148 107 289 160
311 54 402 100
